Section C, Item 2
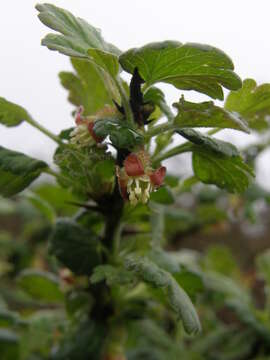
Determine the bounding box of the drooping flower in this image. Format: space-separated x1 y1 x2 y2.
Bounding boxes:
117 151 166 206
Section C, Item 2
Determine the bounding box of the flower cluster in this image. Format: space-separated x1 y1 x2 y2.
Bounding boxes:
117 151 166 206
70 106 115 147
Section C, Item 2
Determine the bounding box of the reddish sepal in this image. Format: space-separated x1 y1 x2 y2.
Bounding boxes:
150 166 166 187
124 153 145 177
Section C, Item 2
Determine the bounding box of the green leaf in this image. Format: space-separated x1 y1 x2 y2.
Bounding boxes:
0 309 21 327
120 41 241 100
174 270 204 301
36 3 121 58
0 329 19 360
143 87 165 105
149 249 204 300
149 248 180 274
34 183 78 216
173 97 249 133
21 310 64 359
203 245 239 277
177 128 239 157
51 319 105 360
93 118 144 149
164 175 179 188
59 58 113 116
0 97 32 127
58 127 74 140
125 255 201 334
94 159 115 181
192 148 254 193
0 146 48 197
54 146 115 198
150 186 174 204
227 298 270 344
17 269 64 303
90 265 133 286
49 218 101 275
26 192 56 223
87 48 119 78
225 79 270 132
204 271 250 302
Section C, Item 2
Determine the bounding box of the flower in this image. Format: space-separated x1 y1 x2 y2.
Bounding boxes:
70 106 115 147
117 151 166 206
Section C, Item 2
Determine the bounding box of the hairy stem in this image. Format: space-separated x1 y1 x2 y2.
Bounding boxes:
26 116 63 145
145 122 174 139
152 142 192 164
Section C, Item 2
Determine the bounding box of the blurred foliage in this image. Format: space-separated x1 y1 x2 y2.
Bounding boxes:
1 3 270 360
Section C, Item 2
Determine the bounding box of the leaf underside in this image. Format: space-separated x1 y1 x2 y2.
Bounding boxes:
0 146 48 197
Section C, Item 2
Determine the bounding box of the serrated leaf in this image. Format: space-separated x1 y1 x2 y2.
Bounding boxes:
225 79 270 132
177 128 239 157
120 41 241 100
173 98 249 133
49 218 101 275
125 255 201 334
0 97 32 127
36 3 121 58
0 146 48 197
192 148 254 193
59 58 113 116
93 118 144 149
17 269 64 303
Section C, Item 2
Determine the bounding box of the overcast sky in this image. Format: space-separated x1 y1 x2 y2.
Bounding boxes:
1 0 270 186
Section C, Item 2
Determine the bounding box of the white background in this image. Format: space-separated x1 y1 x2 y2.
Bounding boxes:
1 0 270 185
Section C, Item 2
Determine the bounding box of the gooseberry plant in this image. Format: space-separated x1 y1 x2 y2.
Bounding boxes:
2 3 270 359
